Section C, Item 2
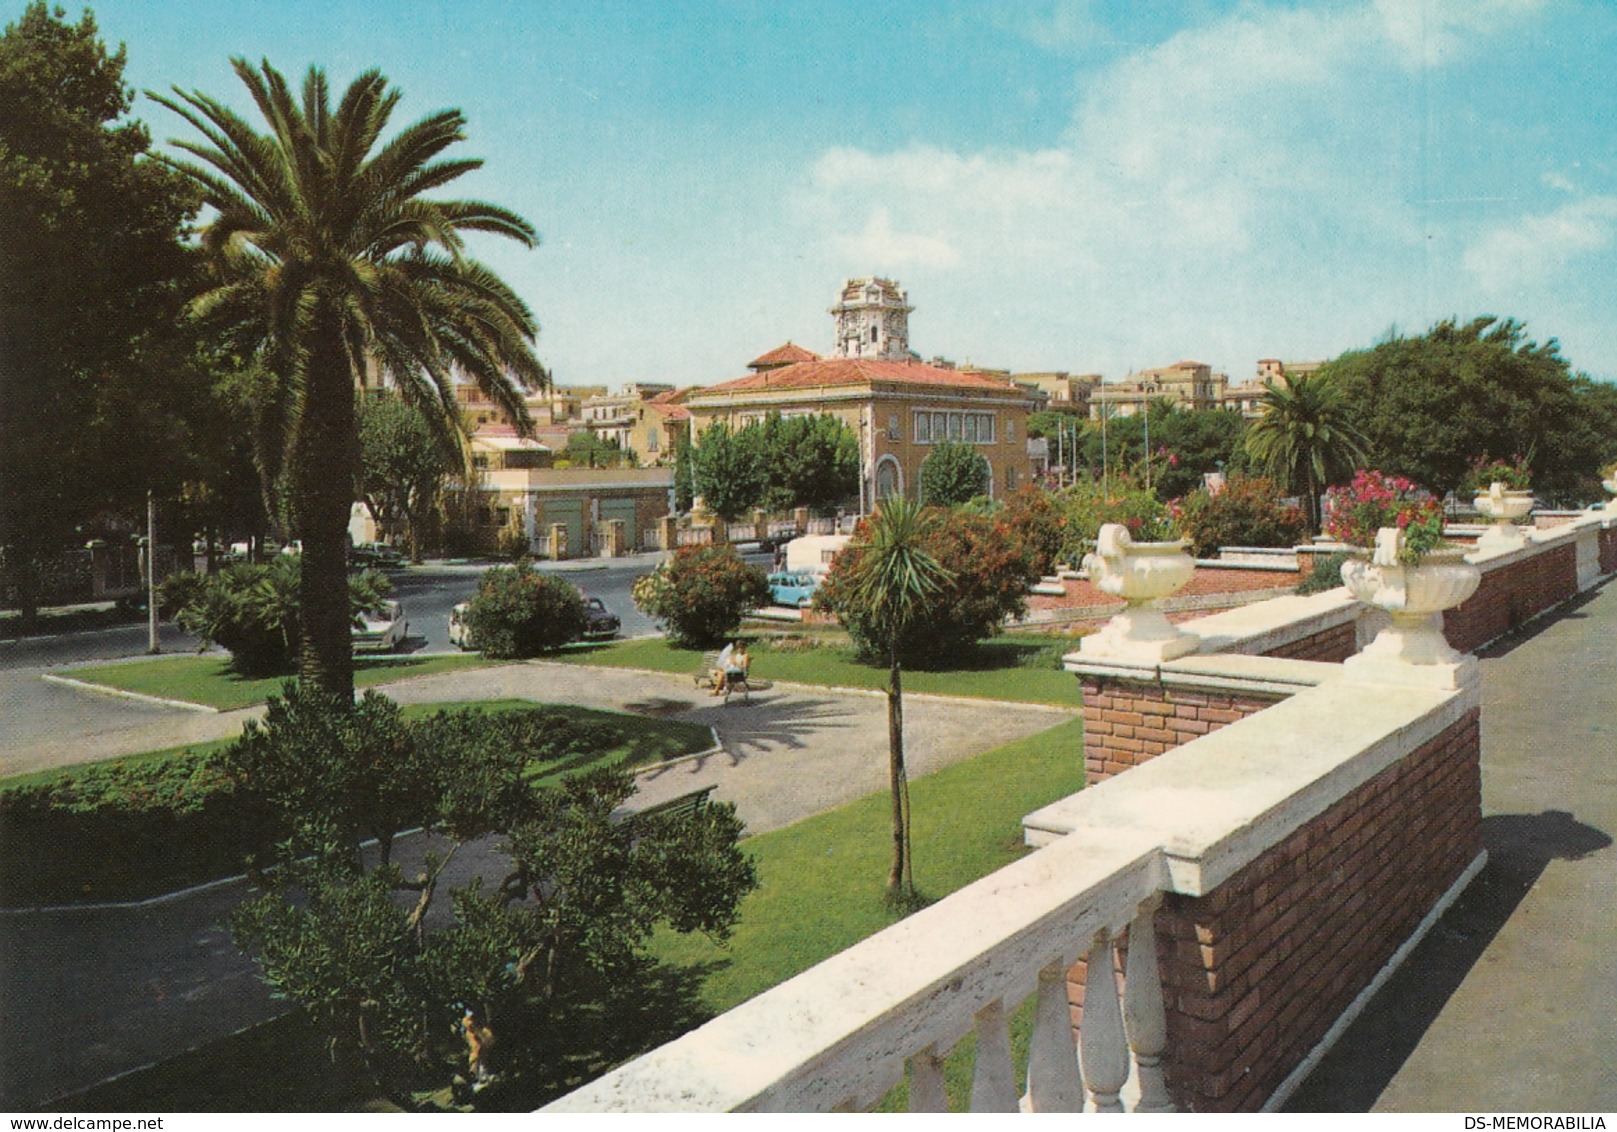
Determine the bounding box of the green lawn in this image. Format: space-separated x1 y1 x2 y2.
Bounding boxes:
558 633 1082 707
62 651 501 711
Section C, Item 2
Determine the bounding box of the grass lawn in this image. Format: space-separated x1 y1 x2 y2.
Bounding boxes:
557 633 1082 707
647 716 1087 1109
62 651 501 711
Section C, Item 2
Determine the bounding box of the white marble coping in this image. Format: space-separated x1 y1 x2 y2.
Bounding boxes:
1023 675 1480 895
1062 650 1341 697
1174 589 1362 657
547 670 1476 1113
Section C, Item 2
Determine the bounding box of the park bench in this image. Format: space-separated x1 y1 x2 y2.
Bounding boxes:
617 785 717 841
693 651 752 702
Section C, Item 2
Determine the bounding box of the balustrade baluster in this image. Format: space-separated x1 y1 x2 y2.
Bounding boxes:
1026 958 1085 1111
1123 900 1175 1112
1079 928 1129 1112
969 999 1019 1112
908 1047 948 1113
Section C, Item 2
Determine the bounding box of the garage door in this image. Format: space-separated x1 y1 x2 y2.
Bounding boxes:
599 498 639 551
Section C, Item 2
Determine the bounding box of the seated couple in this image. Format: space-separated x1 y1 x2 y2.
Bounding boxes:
711 640 751 695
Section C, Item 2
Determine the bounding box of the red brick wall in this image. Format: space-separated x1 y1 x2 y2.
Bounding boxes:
1260 620 1358 663
1029 566 1300 616
1081 679 1283 784
1148 708 1482 1111
1601 526 1617 575
1443 543 1577 653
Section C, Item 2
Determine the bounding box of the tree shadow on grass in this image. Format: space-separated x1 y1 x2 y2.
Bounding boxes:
1283 809 1611 1111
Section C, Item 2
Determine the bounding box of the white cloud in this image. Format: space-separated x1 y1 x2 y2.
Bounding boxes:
1462 196 1617 290
794 0 1555 375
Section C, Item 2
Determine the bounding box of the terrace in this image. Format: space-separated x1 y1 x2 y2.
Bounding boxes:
543 506 1617 1112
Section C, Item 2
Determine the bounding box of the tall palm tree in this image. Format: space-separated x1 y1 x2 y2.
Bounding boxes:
1244 372 1368 531
152 60 546 701
840 496 952 898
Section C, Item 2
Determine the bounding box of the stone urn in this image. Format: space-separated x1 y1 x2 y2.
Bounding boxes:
1473 481 1533 552
1341 527 1480 685
1079 522 1198 661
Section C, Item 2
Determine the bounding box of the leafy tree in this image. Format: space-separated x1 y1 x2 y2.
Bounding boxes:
463 563 587 657
758 413 859 515
631 544 769 648
223 687 756 1098
1056 474 1176 562
561 429 632 469
0 3 195 621
918 440 990 506
153 60 545 703
691 421 764 522
1175 475 1307 558
1323 316 1614 504
814 497 950 898
671 428 697 513
358 395 454 562
1244 372 1368 531
1149 408 1249 501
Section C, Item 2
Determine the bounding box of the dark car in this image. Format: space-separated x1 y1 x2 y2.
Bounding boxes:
581 594 621 640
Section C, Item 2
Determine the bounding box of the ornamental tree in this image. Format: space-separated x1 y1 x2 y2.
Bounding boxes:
918 440 990 506
632 544 770 648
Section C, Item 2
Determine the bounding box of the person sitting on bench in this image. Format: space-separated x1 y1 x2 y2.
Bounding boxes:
711 640 750 696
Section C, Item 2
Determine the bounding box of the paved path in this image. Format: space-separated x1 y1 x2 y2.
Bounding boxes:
1287 581 1617 1112
0 659 1074 1107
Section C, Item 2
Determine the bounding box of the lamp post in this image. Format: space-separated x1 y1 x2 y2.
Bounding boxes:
147 490 159 654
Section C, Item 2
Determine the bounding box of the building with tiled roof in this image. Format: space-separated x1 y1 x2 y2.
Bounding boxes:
687 281 1041 508
747 342 823 373
1088 359 1227 419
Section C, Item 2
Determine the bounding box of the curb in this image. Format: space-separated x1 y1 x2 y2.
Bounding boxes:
38 673 220 714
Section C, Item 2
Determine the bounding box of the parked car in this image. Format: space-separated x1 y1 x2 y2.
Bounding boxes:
768 570 820 608
449 594 620 650
581 594 621 640
350 542 405 568
353 599 408 652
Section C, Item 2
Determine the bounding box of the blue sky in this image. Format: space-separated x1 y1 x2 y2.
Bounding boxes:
74 0 1617 388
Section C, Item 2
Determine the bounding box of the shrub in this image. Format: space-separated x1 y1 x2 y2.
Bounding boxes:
168 560 390 676
1296 550 1352 595
817 506 1039 666
1057 474 1176 562
918 440 990 506
464 563 587 658
632 544 770 648
1463 454 1532 495
996 485 1069 575
1175 475 1308 558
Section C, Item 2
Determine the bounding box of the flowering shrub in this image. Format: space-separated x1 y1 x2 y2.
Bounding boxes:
1463 455 1532 494
1176 475 1307 558
632 544 770 648
996 485 1069 575
1323 470 1447 565
464 563 587 657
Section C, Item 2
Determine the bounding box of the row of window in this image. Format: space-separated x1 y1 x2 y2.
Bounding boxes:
907 410 1005 445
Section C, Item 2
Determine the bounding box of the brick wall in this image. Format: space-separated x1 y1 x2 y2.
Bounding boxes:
1149 708 1482 1111
1602 526 1617 575
1028 565 1300 617
1081 679 1283 784
1443 543 1577 653
1259 619 1358 663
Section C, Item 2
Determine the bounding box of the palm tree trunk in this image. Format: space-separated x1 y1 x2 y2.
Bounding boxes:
886 650 907 896
293 314 358 704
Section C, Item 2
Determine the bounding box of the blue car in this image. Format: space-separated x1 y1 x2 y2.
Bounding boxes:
768 571 820 608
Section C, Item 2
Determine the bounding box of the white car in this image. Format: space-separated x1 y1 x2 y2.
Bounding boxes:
353 599 408 652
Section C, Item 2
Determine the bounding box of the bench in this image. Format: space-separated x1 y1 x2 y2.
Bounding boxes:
618 786 717 840
693 651 752 702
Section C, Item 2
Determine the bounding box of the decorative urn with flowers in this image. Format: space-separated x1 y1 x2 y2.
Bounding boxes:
1079 521 1198 661
1467 456 1534 552
1325 470 1481 683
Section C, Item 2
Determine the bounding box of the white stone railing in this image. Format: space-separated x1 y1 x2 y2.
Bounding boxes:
543 673 1475 1113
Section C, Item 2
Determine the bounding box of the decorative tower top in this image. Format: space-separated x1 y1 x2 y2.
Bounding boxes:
830 277 913 361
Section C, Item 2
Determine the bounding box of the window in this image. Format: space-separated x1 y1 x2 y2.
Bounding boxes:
647 428 659 453
887 415 900 440
963 415 978 443
947 414 962 440
1005 465 1018 491
914 411 996 445
871 325 879 344
914 412 932 443
1005 418 1015 442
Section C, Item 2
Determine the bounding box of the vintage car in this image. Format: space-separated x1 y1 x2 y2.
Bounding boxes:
353 599 408 652
767 570 821 608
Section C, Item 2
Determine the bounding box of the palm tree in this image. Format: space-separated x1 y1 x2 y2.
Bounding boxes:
1244 372 1368 531
152 60 546 701
840 496 952 898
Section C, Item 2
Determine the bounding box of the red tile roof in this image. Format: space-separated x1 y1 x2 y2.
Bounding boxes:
693 357 1026 398
747 341 823 370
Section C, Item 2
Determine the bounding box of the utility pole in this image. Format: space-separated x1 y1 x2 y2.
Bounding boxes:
146 490 159 654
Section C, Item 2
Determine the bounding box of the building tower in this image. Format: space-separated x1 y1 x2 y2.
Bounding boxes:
830 277 913 361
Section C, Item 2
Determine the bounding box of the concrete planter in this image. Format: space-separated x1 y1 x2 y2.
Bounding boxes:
1079 522 1197 661
1473 482 1533 552
1340 528 1480 684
